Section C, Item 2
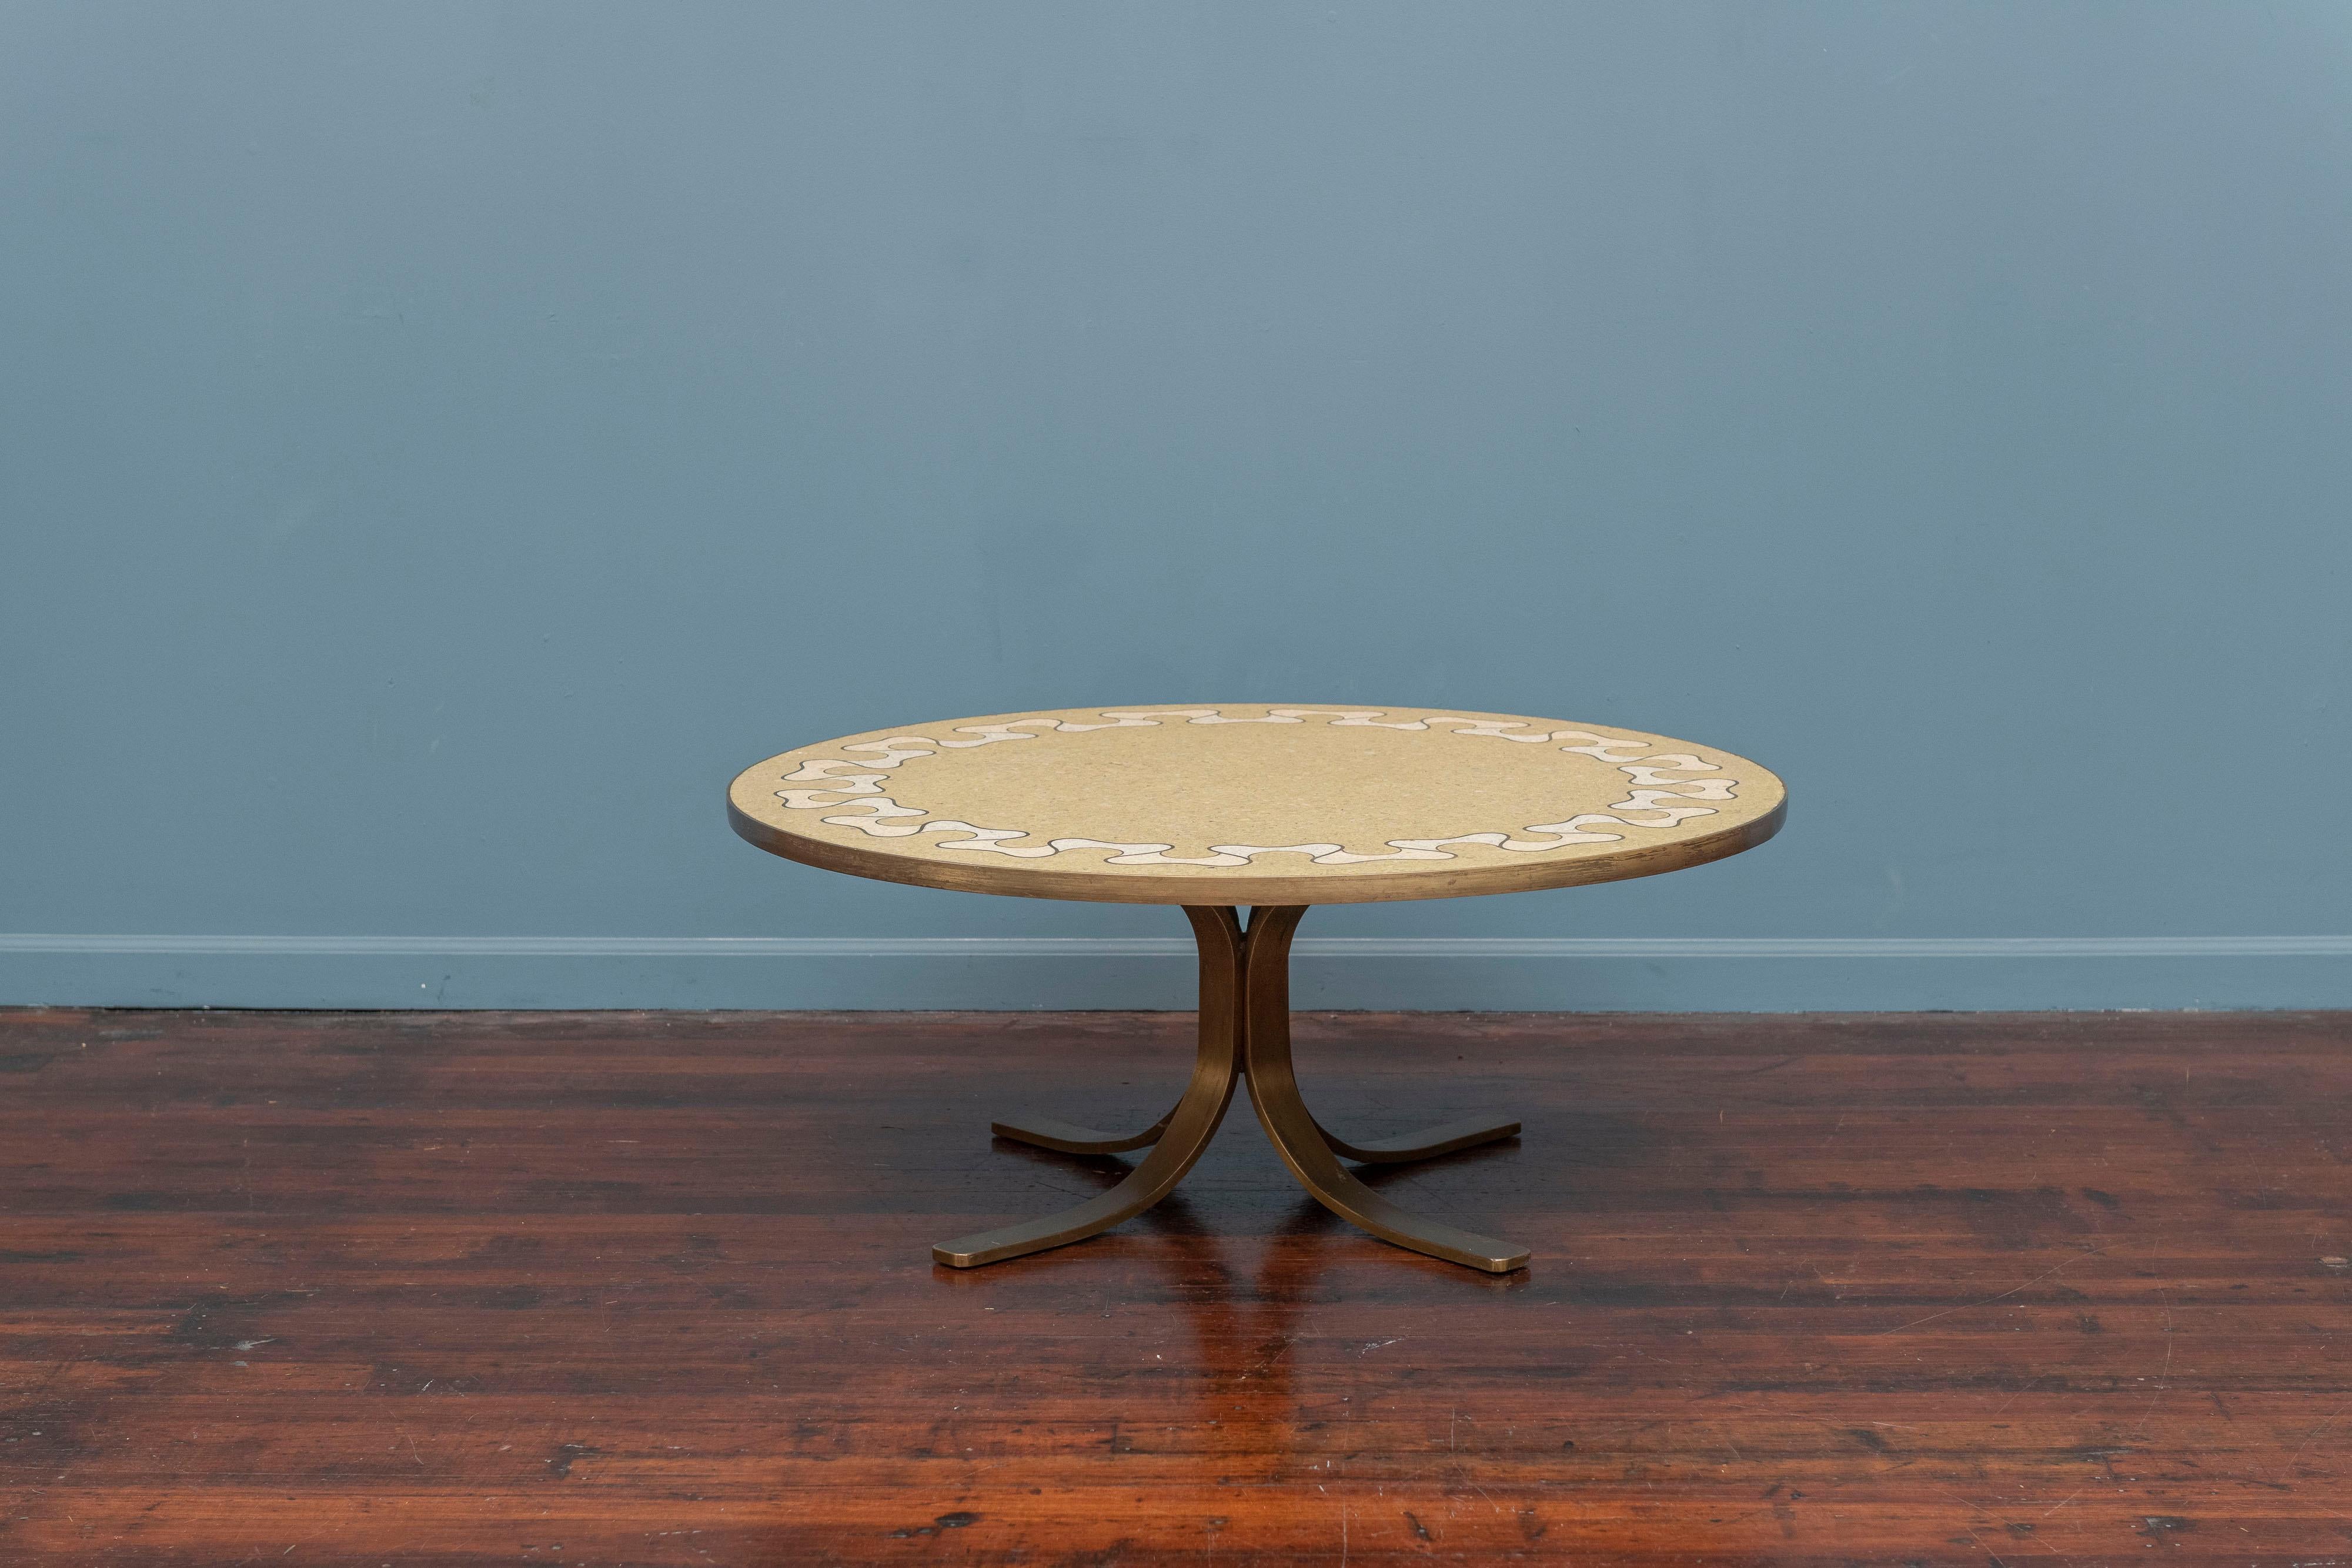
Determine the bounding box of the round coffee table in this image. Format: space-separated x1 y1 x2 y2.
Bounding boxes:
727 705 1785 1273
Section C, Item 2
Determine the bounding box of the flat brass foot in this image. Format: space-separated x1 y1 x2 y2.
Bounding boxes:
1315 1114 1521 1165
990 1106 1175 1155
997 1104 1516 1163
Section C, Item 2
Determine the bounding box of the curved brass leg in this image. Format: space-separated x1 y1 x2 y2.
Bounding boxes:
934 908 1248 1268
1238 906 1530 1273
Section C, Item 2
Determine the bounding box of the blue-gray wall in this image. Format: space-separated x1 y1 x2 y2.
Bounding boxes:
5 2 2348 1011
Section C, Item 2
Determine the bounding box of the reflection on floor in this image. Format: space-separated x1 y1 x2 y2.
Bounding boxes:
1 1007 2347 1564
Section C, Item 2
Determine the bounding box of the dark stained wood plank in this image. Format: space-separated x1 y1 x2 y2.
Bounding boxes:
1 1007 2348 1564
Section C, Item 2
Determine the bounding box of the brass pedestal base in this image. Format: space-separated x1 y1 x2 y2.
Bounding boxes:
933 906 1529 1273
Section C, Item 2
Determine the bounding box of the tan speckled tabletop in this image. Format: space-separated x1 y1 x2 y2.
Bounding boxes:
727 705 1785 905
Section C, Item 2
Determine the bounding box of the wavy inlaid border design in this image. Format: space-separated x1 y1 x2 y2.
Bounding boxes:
764 708 1743 865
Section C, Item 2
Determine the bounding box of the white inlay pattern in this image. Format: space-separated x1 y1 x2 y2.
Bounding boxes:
767 708 1743 865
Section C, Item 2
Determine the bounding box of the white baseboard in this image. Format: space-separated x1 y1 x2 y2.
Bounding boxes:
1 932 2347 1012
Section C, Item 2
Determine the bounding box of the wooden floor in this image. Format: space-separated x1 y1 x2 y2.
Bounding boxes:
1 1010 2348 1565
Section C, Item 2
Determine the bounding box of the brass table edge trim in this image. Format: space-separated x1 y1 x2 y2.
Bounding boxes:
727 793 1785 907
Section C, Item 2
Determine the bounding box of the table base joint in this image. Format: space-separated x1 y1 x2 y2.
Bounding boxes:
936 905 1531 1273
